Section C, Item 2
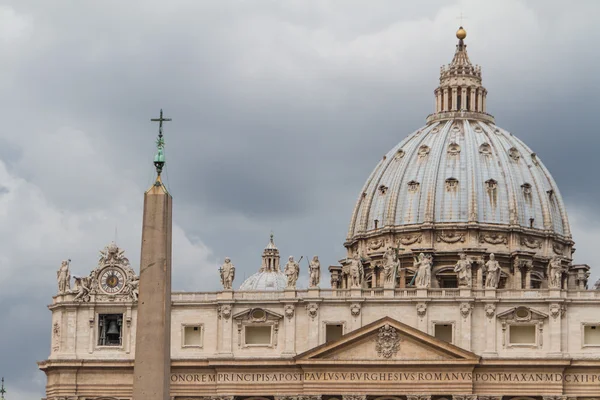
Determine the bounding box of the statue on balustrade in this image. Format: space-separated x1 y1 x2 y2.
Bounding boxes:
349 252 364 288
485 253 501 289
414 253 432 289
454 253 472 288
308 256 321 288
383 247 399 288
548 256 566 289
73 275 92 302
219 257 235 290
284 256 300 289
57 260 71 294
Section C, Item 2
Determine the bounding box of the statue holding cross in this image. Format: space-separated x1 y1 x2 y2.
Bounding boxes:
150 109 172 177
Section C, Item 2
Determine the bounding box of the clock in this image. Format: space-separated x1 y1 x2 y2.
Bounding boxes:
100 268 125 294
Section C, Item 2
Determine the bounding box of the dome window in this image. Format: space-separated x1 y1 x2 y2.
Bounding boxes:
485 179 498 191
395 149 405 160
448 142 461 156
378 185 388 195
418 145 430 158
407 180 420 193
479 143 492 155
547 189 554 199
509 147 520 161
474 125 483 133
445 178 459 192
521 183 532 195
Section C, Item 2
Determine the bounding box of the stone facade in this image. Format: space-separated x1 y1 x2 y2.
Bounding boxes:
39 27 600 400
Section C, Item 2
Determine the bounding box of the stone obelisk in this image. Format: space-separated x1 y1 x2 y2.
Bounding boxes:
132 109 173 400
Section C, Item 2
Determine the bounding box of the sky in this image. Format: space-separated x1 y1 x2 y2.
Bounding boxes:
0 1 599 398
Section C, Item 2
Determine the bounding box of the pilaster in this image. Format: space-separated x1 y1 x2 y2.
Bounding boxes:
282 302 297 356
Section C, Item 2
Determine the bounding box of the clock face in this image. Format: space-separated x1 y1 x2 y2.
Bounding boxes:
100 268 125 294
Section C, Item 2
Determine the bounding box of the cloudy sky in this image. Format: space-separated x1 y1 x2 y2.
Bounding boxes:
1 0 599 398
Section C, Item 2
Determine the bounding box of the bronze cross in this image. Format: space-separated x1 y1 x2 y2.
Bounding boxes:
151 109 172 138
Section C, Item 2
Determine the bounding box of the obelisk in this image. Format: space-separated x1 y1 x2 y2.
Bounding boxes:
132 109 173 400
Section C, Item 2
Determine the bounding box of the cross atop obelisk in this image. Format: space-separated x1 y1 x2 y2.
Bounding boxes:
150 109 171 178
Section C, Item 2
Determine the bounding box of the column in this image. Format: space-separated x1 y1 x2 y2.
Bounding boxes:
477 88 483 111
461 87 467 111
65 306 77 357
436 90 442 112
459 302 473 351
525 265 532 289
483 302 498 356
470 87 476 111
219 304 233 356
443 88 449 111
514 265 522 289
282 303 297 356
482 91 487 112
476 265 483 289
307 302 320 348
549 303 564 355
451 87 458 111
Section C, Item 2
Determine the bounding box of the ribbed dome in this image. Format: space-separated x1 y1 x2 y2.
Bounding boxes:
347 119 571 239
239 271 287 291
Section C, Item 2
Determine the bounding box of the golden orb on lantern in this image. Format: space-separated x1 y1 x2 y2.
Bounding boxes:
456 26 467 40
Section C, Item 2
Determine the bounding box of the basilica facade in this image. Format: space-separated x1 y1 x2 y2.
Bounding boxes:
39 27 600 400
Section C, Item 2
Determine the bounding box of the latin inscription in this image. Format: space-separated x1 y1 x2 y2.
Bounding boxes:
171 372 600 384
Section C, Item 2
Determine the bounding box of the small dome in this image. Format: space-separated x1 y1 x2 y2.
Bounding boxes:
239 271 287 291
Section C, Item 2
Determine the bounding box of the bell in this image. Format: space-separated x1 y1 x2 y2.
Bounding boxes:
106 320 120 335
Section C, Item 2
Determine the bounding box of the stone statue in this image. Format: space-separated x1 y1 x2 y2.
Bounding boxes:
57 260 71 294
453 253 472 288
484 253 501 289
382 247 399 288
73 276 92 302
548 256 565 289
593 278 600 291
127 275 139 301
284 256 300 289
349 252 364 288
219 257 235 290
414 253 432 289
308 256 321 288
331 273 339 289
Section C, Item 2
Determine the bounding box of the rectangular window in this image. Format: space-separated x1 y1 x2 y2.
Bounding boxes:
98 314 123 346
245 326 272 345
183 325 203 347
584 325 600 346
434 323 453 343
509 325 536 345
326 324 343 343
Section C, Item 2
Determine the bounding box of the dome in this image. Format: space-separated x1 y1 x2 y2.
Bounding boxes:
239 233 287 291
347 119 570 238
239 270 287 291
347 29 571 244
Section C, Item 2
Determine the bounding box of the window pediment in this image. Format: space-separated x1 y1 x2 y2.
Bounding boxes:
496 306 548 322
233 308 283 323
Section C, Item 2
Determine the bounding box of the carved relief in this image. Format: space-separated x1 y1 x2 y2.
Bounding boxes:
479 232 508 245
407 396 431 400
342 396 366 400
350 303 361 317
418 145 430 158
520 236 542 249
445 178 459 192
549 303 566 320
447 142 461 156
437 231 466 243
407 180 420 193
218 305 232 320
284 304 295 320
485 303 496 318
509 147 520 161
453 396 477 400
367 238 385 252
306 303 319 320
397 234 422 246
416 302 427 317
52 322 60 352
459 303 473 319
375 324 400 358
395 149 405 160
553 242 565 255
378 185 388 195
479 142 492 155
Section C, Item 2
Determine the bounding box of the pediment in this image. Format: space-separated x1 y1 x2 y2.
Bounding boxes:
296 317 479 365
233 307 283 322
496 306 548 322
